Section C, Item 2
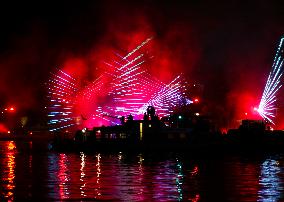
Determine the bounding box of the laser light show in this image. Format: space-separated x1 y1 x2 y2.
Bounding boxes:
47 38 192 132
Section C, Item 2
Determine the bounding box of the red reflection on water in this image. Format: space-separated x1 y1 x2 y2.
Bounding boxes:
8 141 16 150
29 142 32 170
58 153 70 199
4 141 16 201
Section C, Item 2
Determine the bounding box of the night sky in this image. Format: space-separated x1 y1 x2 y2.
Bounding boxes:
1 0 284 128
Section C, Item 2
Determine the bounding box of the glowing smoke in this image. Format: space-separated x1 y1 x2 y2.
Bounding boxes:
47 38 192 131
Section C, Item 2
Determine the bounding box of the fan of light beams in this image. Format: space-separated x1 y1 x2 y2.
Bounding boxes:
47 70 79 131
47 37 192 132
258 37 284 124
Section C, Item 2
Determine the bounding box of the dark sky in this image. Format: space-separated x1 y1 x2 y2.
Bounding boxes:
1 0 284 127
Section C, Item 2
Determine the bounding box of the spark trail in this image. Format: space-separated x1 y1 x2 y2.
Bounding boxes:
258 37 284 124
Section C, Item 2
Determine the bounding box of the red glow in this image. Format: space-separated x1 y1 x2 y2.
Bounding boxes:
226 91 262 128
5 106 16 112
0 123 8 133
220 128 228 134
194 98 199 103
47 37 192 131
190 194 200 202
62 57 88 79
191 166 199 176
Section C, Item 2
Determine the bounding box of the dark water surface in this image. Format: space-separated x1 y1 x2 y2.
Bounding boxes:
0 140 284 201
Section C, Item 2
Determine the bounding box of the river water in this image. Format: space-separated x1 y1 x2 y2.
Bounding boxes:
0 140 283 201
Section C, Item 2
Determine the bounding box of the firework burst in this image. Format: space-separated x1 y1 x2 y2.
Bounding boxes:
258 37 284 124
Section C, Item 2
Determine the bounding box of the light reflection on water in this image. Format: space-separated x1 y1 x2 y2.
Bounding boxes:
45 151 195 201
258 158 282 202
2 141 284 201
2 141 16 201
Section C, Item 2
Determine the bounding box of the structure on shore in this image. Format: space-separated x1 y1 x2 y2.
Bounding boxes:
52 105 221 151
